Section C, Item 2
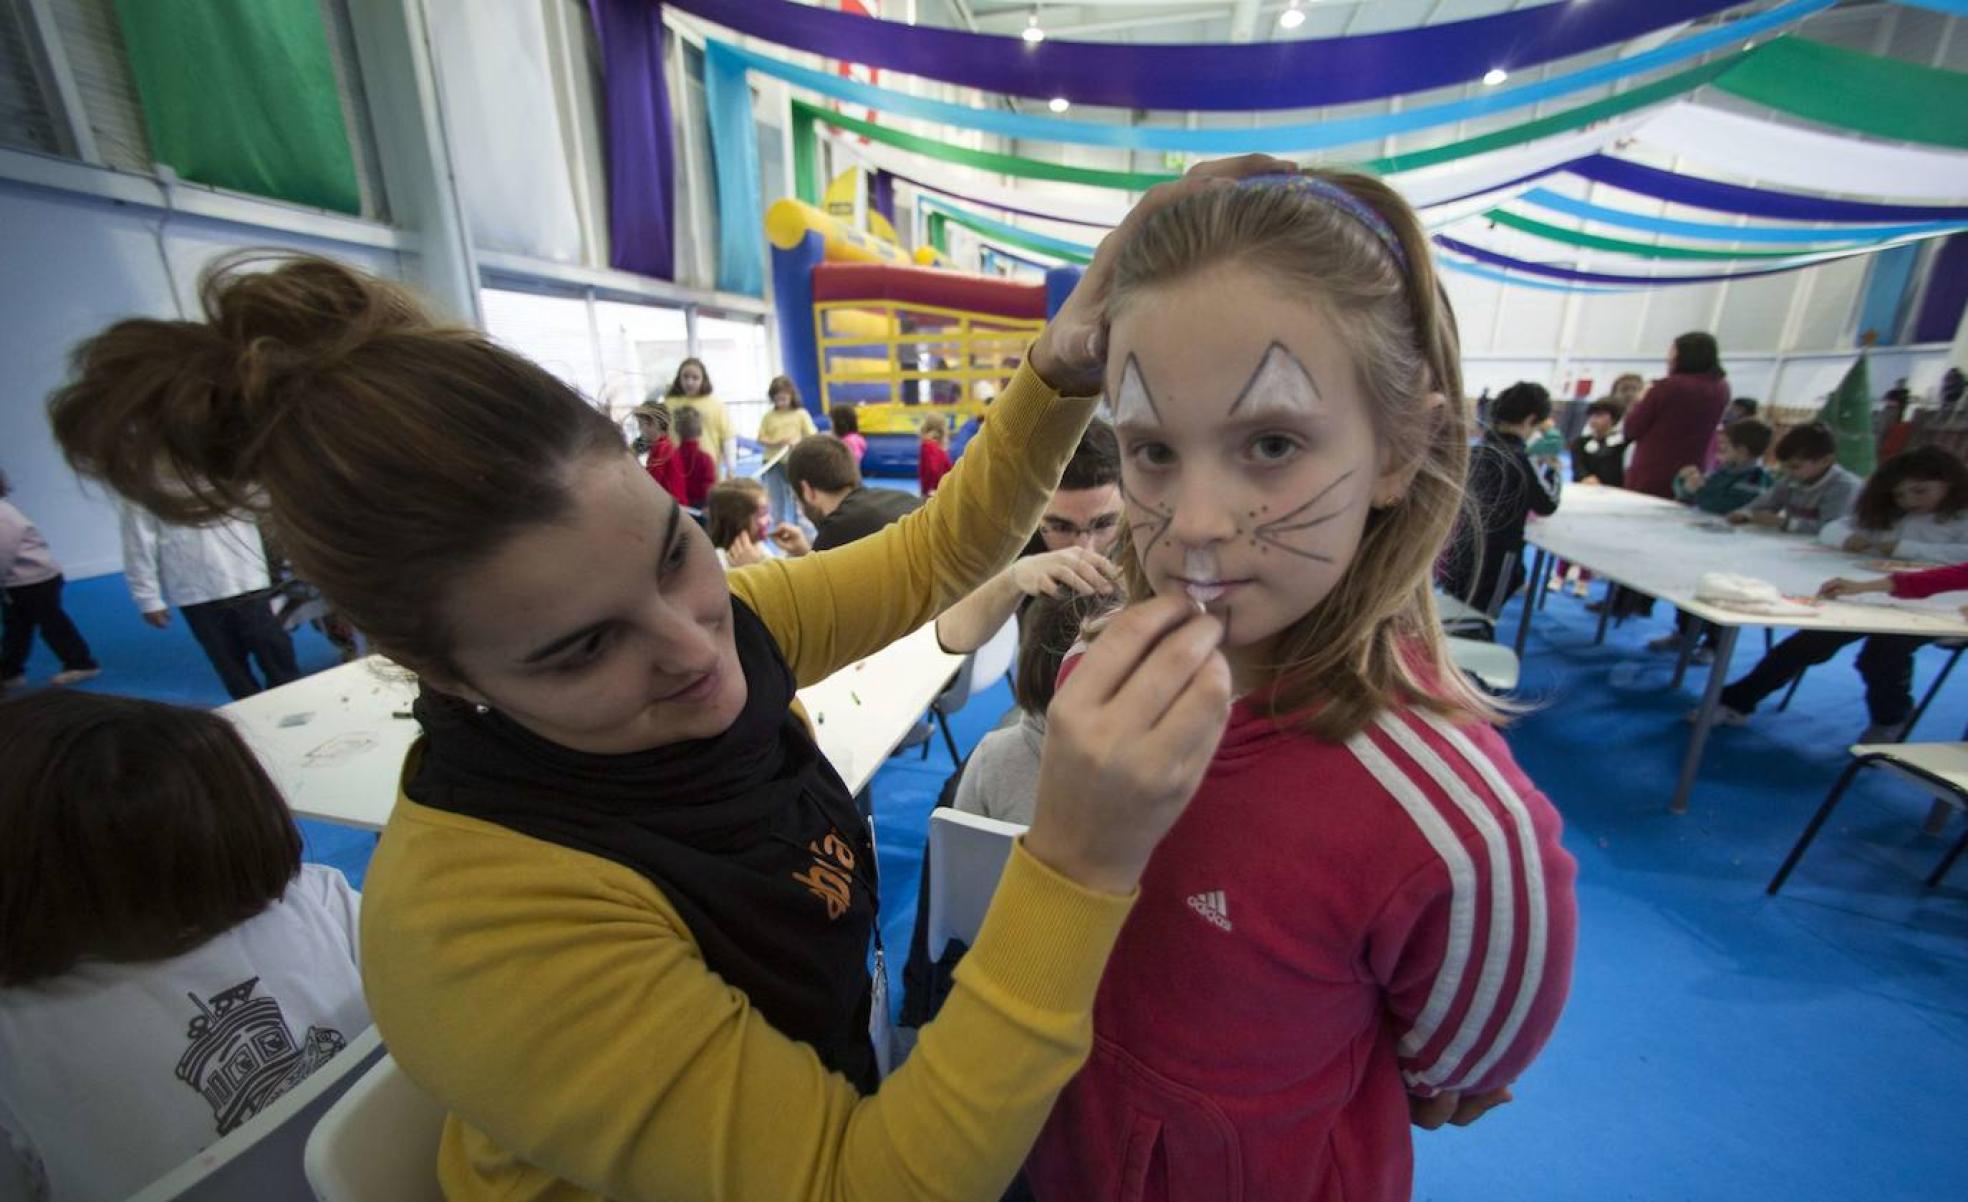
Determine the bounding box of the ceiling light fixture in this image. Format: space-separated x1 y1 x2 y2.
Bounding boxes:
1048 96 1070 113
1279 1 1305 30
1483 67 1509 86
1023 11 1045 44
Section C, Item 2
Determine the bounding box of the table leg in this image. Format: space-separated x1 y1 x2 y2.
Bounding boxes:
1514 549 1545 657
1536 551 1552 612
1669 620 1696 689
1672 624 1739 814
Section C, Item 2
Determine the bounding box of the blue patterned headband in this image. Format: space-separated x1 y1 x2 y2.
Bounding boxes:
1239 173 1409 272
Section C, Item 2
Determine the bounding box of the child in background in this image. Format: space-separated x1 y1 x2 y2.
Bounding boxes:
1713 446 1968 740
671 405 716 509
663 357 733 478
1817 445 1968 562
1027 170 1576 1202
1727 422 1860 534
1650 420 1775 659
829 405 867 463
755 376 817 524
1 470 100 693
0 690 368 1202
1439 380 1564 618
918 412 954 496
1723 396 1759 426
1674 418 1773 515
704 478 785 569
1550 399 1626 597
1570 400 1628 488
631 400 688 505
952 592 1107 827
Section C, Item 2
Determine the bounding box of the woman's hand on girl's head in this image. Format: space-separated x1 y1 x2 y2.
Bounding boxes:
1024 595 1232 896
1028 154 1300 398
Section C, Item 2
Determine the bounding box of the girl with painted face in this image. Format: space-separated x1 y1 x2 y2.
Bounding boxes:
1025 171 1579 1202
44 159 1276 1202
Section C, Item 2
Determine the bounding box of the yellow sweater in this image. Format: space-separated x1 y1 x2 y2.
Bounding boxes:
361 364 1131 1202
758 405 818 449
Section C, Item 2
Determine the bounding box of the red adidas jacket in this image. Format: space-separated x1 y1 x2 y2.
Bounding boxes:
1026 699 1577 1202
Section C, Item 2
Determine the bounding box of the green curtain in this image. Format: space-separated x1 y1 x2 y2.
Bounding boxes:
795 101 1178 191
926 211 949 255
929 204 1092 263
792 106 822 205
1716 37 1968 151
1483 209 1876 261
115 0 361 214
1356 57 1736 175
1817 353 1877 477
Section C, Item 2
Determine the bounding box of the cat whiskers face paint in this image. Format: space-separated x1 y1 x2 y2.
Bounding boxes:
1107 262 1389 660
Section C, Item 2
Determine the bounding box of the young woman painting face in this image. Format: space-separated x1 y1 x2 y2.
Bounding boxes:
1109 262 1411 682
429 455 747 754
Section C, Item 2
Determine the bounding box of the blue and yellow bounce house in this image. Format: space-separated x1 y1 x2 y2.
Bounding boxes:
766 196 1082 477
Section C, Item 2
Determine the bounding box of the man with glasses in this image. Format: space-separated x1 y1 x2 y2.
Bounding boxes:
934 421 1122 653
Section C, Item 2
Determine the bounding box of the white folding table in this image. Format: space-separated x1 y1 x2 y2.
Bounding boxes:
1514 485 1968 812
221 624 962 831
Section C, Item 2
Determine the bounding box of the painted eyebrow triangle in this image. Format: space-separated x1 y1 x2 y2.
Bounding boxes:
1225 342 1323 417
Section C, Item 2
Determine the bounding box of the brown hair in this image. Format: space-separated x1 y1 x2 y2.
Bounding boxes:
784 435 862 494
1105 170 1493 740
768 375 799 407
666 356 713 398
1724 418 1773 459
1014 592 1110 717
0 690 303 984
829 405 860 436
1774 421 1837 463
920 412 950 442
674 404 705 441
47 252 624 679
705 477 767 549
1854 444 1968 531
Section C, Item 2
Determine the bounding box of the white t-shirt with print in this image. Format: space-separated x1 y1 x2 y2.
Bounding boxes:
0 865 368 1202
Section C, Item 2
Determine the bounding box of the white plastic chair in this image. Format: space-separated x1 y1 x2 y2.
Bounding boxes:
926 809 1027 961
921 616 1021 763
125 1028 385 1202
1446 636 1521 693
303 1051 447 1202
1769 740 1968 894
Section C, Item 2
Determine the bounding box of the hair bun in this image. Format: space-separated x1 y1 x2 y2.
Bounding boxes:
49 252 442 525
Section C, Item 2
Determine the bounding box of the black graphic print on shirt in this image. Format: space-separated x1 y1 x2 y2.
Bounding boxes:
176 977 347 1136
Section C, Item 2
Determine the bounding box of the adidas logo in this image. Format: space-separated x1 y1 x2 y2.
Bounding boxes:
1186 890 1232 932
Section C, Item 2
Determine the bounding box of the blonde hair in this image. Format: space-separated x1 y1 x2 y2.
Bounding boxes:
919 412 950 441
1105 169 1498 740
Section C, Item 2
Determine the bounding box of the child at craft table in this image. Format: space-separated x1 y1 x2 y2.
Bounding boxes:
1712 446 1968 744
1648 419 1776 660
1725 421 1860 534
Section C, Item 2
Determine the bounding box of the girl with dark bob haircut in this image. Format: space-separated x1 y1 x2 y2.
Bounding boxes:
0 689 367 1200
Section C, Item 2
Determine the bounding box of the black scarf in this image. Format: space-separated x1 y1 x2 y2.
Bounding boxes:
407 598 880 1091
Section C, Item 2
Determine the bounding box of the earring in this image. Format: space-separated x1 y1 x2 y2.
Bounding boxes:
473 703 491 716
